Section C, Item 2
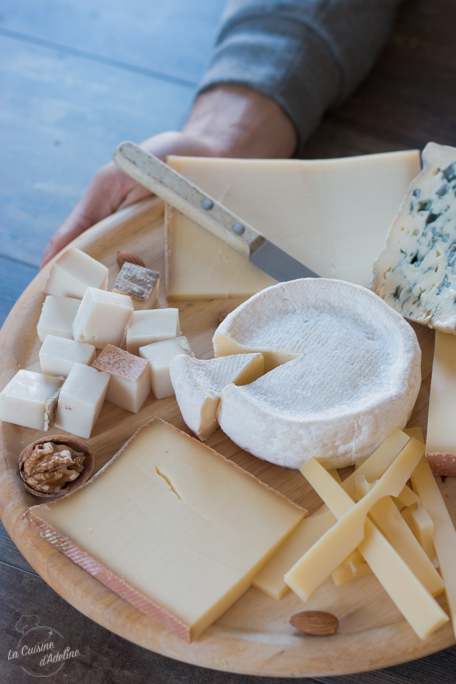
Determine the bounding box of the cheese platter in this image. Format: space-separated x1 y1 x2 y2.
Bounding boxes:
1 189 456 678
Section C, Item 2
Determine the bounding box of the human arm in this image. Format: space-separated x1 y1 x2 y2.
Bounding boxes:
41 0 402 266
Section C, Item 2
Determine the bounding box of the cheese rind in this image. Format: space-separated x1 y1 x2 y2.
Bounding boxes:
92 344 150 413
44 247 108 299
25 419 305 641
166 150 420 298
113 263 160 310
373 143 456 332
215 279 421 469
170 353 264 440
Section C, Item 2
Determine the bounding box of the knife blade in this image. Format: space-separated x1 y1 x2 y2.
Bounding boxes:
113 142 319 282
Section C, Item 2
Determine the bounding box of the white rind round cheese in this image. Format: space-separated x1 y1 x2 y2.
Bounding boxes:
214 279 421 469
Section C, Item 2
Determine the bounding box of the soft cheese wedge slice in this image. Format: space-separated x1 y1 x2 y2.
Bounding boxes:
425 331 456 475
165 150 420 298
170 352 264 440
25 419 305 642
373 143 456 332
214 279 421 469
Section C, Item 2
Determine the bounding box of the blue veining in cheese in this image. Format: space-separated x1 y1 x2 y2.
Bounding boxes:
372 143 456 332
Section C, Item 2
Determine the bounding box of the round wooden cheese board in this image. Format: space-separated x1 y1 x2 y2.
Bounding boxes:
0 197 455 678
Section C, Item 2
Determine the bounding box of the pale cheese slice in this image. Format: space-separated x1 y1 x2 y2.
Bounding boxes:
214 279 421 469
425 331 456 475
25 419 304 642
170 352 264 440
165 150 420 298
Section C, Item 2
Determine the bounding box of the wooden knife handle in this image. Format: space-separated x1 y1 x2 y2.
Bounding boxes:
113 142 265 257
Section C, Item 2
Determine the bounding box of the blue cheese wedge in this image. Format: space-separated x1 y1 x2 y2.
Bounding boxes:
372 142 456 331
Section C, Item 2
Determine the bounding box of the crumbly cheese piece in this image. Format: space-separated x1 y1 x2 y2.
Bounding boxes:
372 143 456 331
170 353 264 441
54 363 110 438
92 344 150 413
285 445 449 640
253 428 410 598
37 295 81 342
126 308 180 355
44 247 108 299
113 263 160 310
39 335 96 377
72 287 133 349
0 370 63 431
165 150 420 298
25 419 305 641
140 336 193 399
411 461 456 638
215 279 421 469
425 331 456 475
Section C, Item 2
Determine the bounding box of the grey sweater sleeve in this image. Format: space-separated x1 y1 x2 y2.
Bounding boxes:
197 0 403 157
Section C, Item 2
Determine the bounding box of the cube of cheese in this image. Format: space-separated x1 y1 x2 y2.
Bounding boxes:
0 370 63 430
43 247 108 299
92 344 150 413
54 363 110 438
37 296 81 342
39 335 96 377
126 308 180 355
140 336 193 399
72 288 133 349
113 263 160 310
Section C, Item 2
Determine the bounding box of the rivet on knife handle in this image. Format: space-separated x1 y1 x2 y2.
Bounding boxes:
113 142 265 257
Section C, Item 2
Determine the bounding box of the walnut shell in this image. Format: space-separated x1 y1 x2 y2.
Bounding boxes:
117 251 146 269
18 435 95 499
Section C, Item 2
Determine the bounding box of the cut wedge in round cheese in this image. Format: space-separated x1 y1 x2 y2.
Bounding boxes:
170 353 264 441
213 279 421 469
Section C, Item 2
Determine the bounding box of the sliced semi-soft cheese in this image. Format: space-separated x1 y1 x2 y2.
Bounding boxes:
26 419 304 641
372 143 456 332
425 331 456 475
285 445 449 640
166 150 420 298
214 279 421 469
170 352 264 440
253 428 410 598
411 461 456 638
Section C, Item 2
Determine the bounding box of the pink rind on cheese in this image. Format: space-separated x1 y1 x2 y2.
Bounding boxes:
92 344 149 381
25 510 193 642
426 453 456 477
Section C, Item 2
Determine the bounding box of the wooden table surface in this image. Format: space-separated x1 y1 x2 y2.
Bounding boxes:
1 1 456 682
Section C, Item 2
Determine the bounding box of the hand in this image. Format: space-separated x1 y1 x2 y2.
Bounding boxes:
41 85 297 267
40 132 228 267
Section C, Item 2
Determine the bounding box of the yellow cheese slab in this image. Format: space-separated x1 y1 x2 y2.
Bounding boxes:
165 151 420 298
286 447 448 639
411 461 456 638
285 438 422 597
25 419 304 641
426 331 456 475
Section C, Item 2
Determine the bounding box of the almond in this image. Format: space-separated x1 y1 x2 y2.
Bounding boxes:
216 310 233 325
289 610 339 636
117 251 146 269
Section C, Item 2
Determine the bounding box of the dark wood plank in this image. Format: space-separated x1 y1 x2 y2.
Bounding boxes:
304 0 456 159
0 523 37 575
0 0 226 85
0 255 37 327
0 34 194 267
1 561 326 684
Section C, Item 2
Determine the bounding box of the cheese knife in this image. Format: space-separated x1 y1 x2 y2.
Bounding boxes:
113 141 319 282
